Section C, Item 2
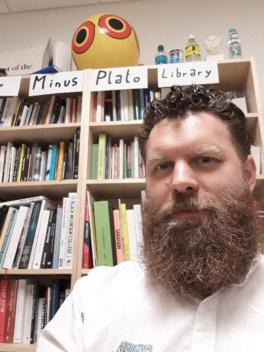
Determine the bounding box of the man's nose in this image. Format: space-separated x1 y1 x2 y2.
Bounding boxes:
170 161 199 195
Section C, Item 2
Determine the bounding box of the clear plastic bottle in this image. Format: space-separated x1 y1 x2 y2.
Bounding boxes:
184 34 201 62
155 45 168 65
228 28 242 58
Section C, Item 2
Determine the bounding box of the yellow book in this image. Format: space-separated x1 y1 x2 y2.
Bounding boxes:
56 141 66 181
120 202 130 260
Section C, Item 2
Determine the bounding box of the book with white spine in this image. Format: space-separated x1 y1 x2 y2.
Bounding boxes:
22 283 34 344
63 192 77 269
2 205 29 269
13 279 27 344
32 209 51 269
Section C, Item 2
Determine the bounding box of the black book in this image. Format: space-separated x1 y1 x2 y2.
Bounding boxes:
41 208 57 268
18 201 42 269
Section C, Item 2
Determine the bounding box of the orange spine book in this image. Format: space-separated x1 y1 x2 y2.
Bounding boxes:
113 209 124 264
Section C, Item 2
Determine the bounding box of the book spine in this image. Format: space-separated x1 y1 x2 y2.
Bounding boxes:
93 200 114 266
64 193 77 269
3 280 18 343
97 133 106 180
13 279 27 344
0 279 8 343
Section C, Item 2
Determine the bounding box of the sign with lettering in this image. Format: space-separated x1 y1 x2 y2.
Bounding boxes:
0 76 21 96
29 71 84 96
158 61 219 87
90 66 148 91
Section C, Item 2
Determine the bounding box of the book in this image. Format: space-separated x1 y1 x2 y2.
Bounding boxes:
32 209 51 269
0 279 8 343
64 193 77 269
83 201 93 269
41 208 57 268
28 199 55 269
13 279 27 344
112 209 124 264
22 283 34 344
18 201 42 269
93 200 115 266
0 208 18 268
119 202 130 261
87 191 97 267
2 205 29 269
3 280 18 343
91 143 98 179
97 133 106 180
52 206 63 269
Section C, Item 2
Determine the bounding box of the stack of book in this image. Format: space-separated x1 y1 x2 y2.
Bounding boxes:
86 192 143 267
0 278 70 344
0 193 77 270
0 95 81 127
0 128 80 182
91 133 145 180
92 88 159 122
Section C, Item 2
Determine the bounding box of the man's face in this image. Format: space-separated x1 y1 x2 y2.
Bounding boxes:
145 112 256 209
143 112 258 299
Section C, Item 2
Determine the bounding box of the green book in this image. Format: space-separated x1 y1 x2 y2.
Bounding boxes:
97 133 106 180
93 200 114 266
91 143 98 179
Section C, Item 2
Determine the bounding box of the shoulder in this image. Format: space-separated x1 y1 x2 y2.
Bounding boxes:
72 261 145 300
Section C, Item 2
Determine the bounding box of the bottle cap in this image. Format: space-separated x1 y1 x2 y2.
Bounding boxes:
158 45 164 51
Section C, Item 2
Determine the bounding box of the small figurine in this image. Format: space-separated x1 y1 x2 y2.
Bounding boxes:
204 35 224 61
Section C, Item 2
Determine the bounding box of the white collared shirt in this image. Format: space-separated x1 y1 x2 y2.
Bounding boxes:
37 255 264 352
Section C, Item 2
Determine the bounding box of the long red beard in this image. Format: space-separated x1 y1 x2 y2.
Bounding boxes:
142 188 258 299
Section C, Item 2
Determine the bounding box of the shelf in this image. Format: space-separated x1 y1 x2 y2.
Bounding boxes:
0 123 81 144
0 180 78 201
89 120 142 138
0 269 72 276
86 178 146 198
0 343 36 352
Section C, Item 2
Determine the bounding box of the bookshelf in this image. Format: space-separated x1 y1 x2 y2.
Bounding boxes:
0 58 264 351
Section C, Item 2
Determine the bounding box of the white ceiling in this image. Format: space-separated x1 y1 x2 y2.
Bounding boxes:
0 0 133 14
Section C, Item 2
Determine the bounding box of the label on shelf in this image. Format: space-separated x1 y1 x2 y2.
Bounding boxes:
90 66 148 91
29 71 84 96
157 61 219 87
0 76 21 96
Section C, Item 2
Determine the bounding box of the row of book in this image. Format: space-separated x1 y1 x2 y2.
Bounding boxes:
92 88 159 122
91 133 145 180
0 279 70 344
0 128 80 183
0 95 81 127
86 192 143 267
0 193 77 270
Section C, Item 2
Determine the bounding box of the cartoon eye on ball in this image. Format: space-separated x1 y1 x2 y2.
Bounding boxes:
72 13 140 69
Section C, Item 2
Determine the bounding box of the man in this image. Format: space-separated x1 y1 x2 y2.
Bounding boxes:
37 85 264 352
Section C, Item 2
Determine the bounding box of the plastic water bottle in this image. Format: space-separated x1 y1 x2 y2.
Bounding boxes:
155 45 168 64
228 28 242 58
184 34 201 62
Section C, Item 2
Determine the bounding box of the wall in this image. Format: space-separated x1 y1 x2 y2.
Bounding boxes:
0 0 263 107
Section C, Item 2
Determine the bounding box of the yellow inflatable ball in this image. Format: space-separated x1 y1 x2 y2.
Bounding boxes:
71 13 140 69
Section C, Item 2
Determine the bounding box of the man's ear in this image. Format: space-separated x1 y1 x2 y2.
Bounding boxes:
245 155 257 191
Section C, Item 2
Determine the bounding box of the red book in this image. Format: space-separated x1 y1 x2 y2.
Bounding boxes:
82 203 93 269
4 280 18 343
0 280 9 342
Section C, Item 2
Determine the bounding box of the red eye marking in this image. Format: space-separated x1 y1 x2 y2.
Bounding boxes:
98 14 132 39
72 21 95 54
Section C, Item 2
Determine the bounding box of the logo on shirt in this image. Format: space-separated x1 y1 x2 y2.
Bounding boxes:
115 341 153 352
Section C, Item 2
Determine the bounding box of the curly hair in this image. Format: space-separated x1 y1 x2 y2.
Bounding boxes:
138 85 250 161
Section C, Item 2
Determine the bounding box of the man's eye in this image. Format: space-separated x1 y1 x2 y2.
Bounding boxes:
155 162 173 172
195 156 218 165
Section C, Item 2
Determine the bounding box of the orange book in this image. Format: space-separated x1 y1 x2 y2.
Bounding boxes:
113 209 124 264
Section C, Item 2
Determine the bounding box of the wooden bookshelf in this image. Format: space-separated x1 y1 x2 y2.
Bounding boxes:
1 58 264 351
